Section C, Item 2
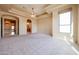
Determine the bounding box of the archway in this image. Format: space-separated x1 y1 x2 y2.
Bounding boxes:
27 19 32 34
1 15 19 37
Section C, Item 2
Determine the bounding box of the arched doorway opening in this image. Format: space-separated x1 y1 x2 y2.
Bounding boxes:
27 19 32 34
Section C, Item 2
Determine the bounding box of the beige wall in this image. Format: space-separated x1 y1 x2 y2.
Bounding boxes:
0 5 79 45
37 14 52 35
19 17 27 35
52 5 78 44
78 5 79 45
0 11 28 36
19 17 37 35
0 11 37 37
32 18 37 33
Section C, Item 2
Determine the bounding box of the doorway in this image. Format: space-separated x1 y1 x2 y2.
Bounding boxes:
1 18 19 37
4 19 16 37
27 19 32 34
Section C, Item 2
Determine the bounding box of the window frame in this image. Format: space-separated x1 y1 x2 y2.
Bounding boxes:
59 8 72 34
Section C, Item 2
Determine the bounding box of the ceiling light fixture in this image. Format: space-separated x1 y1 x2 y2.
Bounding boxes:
31 8 36 17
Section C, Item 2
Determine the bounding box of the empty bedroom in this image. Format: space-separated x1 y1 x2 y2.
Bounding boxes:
0 4 79 55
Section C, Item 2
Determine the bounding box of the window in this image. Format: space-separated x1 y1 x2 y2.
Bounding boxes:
59 11 71 33
11 26 15 35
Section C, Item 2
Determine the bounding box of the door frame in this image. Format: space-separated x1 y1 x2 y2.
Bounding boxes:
1 15 19 38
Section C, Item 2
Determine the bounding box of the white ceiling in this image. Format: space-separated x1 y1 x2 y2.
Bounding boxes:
14 4 50 15
0 4 50 16
0 4 64 17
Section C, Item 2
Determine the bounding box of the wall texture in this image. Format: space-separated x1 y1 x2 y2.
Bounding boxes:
37 14 52 35
0 11 37 38
78 5 79 45
52 5 78 44
0 5 79 46
19 17 27 35
32 18 37 33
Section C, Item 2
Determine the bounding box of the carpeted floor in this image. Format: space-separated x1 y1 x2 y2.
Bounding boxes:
0 33 78 55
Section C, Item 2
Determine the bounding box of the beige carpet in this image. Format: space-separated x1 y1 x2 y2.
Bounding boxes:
0 33 78 55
